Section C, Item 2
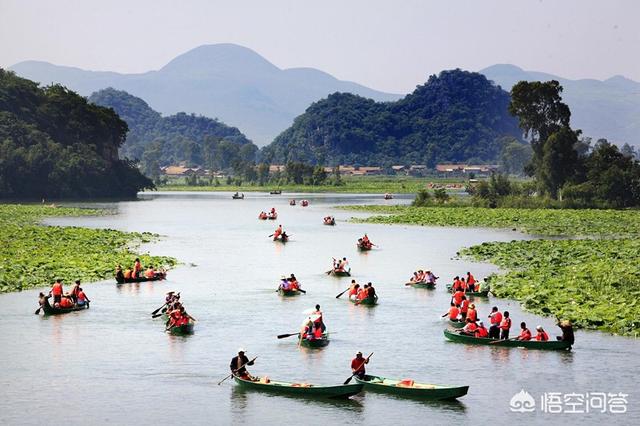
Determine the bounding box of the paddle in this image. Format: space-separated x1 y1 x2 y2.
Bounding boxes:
277 332 300 339
335 287 350 298
344 352 373 385
490 337 519 344
151 303 168 316
34 306 41 315
218 356 258 385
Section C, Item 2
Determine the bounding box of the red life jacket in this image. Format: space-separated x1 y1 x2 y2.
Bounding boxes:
519 328 532 340
453 291 464 306
313 328 323 338
490 311 502 325
51 283 63 296
59 298 73 308
475 326 489 338
500 317 512 330
467 309 477 322
536 331 549 341
77 291 86 302
448 306 460 320
460 299 469 313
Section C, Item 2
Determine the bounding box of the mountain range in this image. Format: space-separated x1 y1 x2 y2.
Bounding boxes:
9 44 399 146
481 64 640 147
8 45 640 148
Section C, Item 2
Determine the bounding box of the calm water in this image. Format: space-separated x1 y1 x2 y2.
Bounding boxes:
0 192 637 426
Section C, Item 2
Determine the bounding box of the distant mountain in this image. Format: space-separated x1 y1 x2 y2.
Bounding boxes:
262 69 522 166
88 88 256 174
481 64 640 147
10 44 400 145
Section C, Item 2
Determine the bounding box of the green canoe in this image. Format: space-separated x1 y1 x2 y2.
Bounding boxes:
167 321 195 335
465 290 490 297
330 270 351 277
443 329 572 350
233 376 363 399
298 333 330 348
278 288 302 297
42 302 89 315
349 295 378 306
354 375 468 400
406 281 435 289
448 319 465 329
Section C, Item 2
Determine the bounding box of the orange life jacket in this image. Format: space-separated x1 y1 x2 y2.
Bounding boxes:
500 317 512 330
124 269 132 279
467 308 477 322
467 274 476 285
475 326 489 338
490 311 502 325
134 261 142 274
51 282 63 296
535 331 549 341
519 328 532 340
464 322 478 332
313 328 323 338
144 269 155 278
77 291 86 302
448 306 460 320
59 298 73 308
460 299 469 313
453 291 464 306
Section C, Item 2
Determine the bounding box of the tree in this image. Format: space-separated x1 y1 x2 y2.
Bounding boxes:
540 127 579 199
433 188 450 204
499 138 533 175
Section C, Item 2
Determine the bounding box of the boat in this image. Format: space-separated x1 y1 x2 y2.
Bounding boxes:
301 200 309 207
443 329 572 350
268 212 278 220
354 375 468 400
167 320 195 336
274 234 289 243
357 242 372 251
270 190 282 195
329 269 351 277
384 193 393 200
289 199 296 206
232 193 244 199
349 295 378 306
323 217 336 226
448 319 465 329
465 290 490 297
233 375 362 399
116 273 166 284
42 301 89 315
278 288 302 297
258 212 268 220
299 333 330 348
406 281 435 289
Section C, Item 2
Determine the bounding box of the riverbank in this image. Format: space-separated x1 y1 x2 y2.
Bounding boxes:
154 176 467 194
0 204 176 293
343 205 640 336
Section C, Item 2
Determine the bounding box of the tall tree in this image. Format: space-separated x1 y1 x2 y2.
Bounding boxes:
540 127 579 199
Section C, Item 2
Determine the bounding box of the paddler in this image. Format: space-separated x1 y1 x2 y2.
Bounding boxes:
76 287 90 306
348 283 360 300
460 318 478 336
313 304 325 331
517 322 532 341
273 224 283 241
466 272 477 291
442 302 460 321
115 265 124 282
350 351 369 379
499 311 512 340
466 303 478 323
50 279 64 306
535 325 549 341
69 280 81 303
475 321 489 338
230 348 255 380
556 320 575 344
133 258 143 278
366 282 376 299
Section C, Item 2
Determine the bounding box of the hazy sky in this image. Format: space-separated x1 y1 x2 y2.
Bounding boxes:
1 0 638 93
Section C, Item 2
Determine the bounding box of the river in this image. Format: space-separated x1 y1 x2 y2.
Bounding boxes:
0 192 637 426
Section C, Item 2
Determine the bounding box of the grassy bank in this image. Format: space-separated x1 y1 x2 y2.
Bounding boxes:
344 205 640 336
0 204 176 293
155 176 467 194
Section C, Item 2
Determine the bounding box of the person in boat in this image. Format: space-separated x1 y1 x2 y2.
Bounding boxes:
452 276 463 292
313 304 325 332
69 280 81 303
488 306 503 339
426 270 438 284
459 296 469 319
499 311 512 340
475 321 489 338
133 258 143 278
452 288 465 307
517 322 532 341
556 320 575 344
144 265 156 279
230 348 255 380
279 276 291 290
115 265 124 282
273 225 283 240
50 279 64 305
466 303 478 323
366 282 376 299
466 272 477 291
356 284 368 301
340 257 349 271
289 274 300 290
535 325 549 341
460 318 478 336
351 351 369 379
443 302 460 321
409 271 420 283
38 292 50 310
76 287 90 306
348 283 360 300
123 267 132 281
59 294 74 309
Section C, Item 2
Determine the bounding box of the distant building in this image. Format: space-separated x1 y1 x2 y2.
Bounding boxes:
435 164 499 176
162 166 206 176
269 165 286 174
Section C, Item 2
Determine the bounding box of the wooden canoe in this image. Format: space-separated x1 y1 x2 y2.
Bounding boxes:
167 321 195 335
406 281 435 289
329 270 351 277
116 273 166 284
298 333 330 348
448 319 465 329
277 288 302 297
443 329 572 350
42 301 89 315
233 375 362 399
354 375 468 400
350 295 378 306
232 194 244 199
269 190 282 195
273 234 289 243
357 243 372 251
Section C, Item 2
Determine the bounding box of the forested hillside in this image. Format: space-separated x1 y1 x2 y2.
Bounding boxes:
0 69 152 199
262 69 523 166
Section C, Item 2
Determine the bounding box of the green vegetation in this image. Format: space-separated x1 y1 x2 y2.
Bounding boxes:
262 69 523 166
344 205 640 335
88 88 257 182
157 175 467 194
0 70 153 199
0 204 176 293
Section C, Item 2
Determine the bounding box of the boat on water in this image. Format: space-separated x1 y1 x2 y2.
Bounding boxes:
406 281 435 289
384 193 393 200
278 288 301 297
465 290 490 297
268 213 278 220
443 329 572 350
270 190 282 195
357 242 372 251
350 295 378 306
354 375 468 400
323 217 336 226
232 193 244 199
233 375 362 399
301 200 309 207
167 320 195 335
448 319 465 329
116 273 166 284
289 199 296 206
273 234 289 243
42 301 89 315
298 333 330 348
329 269 351 277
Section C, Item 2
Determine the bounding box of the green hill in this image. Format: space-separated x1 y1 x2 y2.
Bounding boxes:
262 69 522 166
0 69 152 199
88 88 257 174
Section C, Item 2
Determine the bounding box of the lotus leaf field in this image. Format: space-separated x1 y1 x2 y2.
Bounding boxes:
345 205 640 336
0 204 176 293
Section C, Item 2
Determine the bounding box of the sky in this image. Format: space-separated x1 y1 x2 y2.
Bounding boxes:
0 0 638 93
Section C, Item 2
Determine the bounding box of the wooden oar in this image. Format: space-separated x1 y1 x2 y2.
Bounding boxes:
151 303 168 316
218 356 258 385
344 352 373 384
277 332 300 339
268 234 274 237
490 337 519 344
335 287 350 298
34 306 42 315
